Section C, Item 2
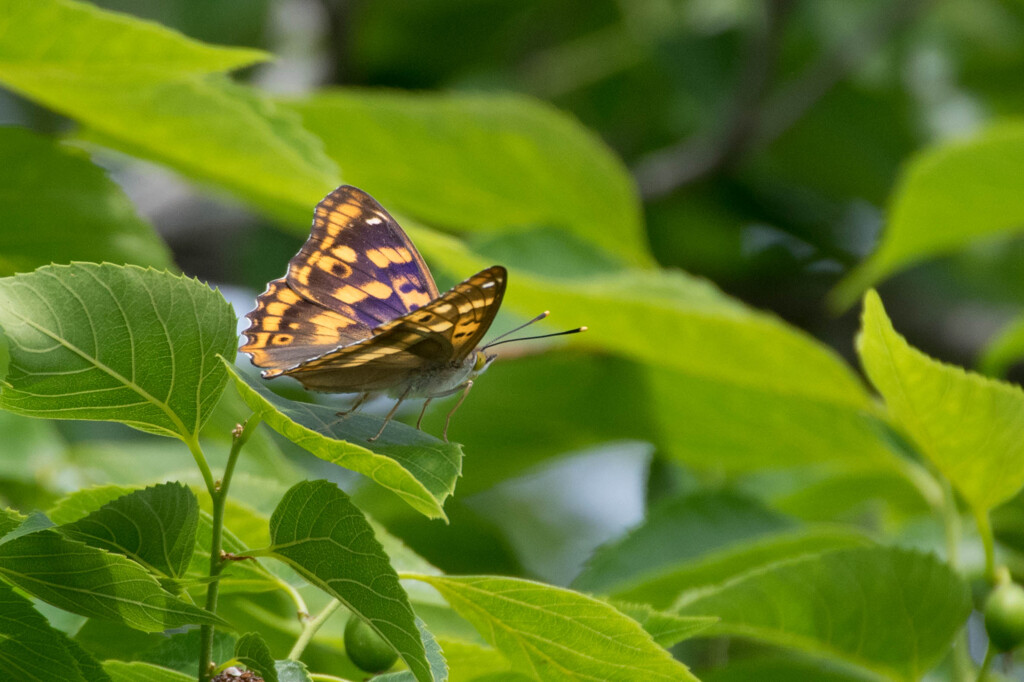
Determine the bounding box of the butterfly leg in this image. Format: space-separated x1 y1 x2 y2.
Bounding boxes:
442 381 473 443
336 392 370 418
369 387 411 442
416 398 433 430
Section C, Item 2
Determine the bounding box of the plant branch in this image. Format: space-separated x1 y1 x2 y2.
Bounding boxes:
197 415 262 682
288 598 343 661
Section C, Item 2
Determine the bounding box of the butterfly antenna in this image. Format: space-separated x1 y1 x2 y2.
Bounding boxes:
483 317 587 351
483 311 551 347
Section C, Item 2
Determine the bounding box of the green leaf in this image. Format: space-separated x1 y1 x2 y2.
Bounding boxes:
409 574 698 682
0 0 265 77
0 529 227 632
136 629 235 675
268 480 434 682
0 264 237 440
573 492 794 597
0 581 108 682
274 660 313 682
59 482 198 579
226 363 461 521
675 547 971 681
979 313 1024 377
0 126 172 275
833 122 1024 308
103 661 192 682
607 601 716 648
616 528 874 609
698 654 883 682
288 90 651 266
234 633 278 682
858 290 1024 511
0 510 54 546
0 0 337 223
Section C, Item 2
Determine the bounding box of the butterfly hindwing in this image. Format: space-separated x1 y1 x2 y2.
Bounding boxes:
239 278 373 377
286 186 439 329
280 266 507 392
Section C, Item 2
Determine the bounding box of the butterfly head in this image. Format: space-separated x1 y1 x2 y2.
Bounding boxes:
470 350 498 379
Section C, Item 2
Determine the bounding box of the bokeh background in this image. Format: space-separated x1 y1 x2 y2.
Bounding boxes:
4 0 1024 677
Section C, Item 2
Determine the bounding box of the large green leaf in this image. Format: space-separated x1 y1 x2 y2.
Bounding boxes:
675 547 971 681
0 127 172 275
410 574 697 682
858 290 1024 511
573 492 794 596
60 483 198 579
226 363 461 521
573 492 872 609
268 480 435 682
0 581 109 682
289 90 651 266
0 529 226 632
0 0 337 224
0 264 237 440
833 123 1024 308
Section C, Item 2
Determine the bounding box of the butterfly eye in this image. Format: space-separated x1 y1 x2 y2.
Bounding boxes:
473 352 487 371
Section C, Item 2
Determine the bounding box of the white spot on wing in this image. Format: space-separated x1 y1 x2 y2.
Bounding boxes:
366 216 383 225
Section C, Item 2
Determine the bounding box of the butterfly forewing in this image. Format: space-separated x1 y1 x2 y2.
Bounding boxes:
280 266 507 392
240 278 373 377
286 186 439 329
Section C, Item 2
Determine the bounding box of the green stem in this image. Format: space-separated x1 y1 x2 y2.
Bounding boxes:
937 481 971 682
976 508 997 584
184 434 217 497
977 644 996 682
289 599 343 661
197 415 261 682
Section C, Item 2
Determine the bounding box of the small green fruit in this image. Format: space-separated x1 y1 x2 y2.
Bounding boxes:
985 581 1024 651
344 615 399 673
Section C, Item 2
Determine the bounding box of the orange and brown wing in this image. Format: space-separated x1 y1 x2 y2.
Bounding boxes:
280 266 506 392
286 186 440 329
239 278 373 378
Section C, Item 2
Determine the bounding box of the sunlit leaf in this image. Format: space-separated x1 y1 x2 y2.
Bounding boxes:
833 123 1024 308
858 290 1024 511
0 582 108 682
0 127 171 275
410 574 698 682
226 363 461 521
0 529 226 632
0 0 337 225
0 264 236 440
60 483 198 578
289 90 651 266
268 480 435 682
675 547 971 681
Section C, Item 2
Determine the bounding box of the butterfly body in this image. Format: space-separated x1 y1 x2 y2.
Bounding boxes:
241 185 506 440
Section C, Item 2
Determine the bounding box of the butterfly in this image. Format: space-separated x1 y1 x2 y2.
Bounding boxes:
240 185 509 442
